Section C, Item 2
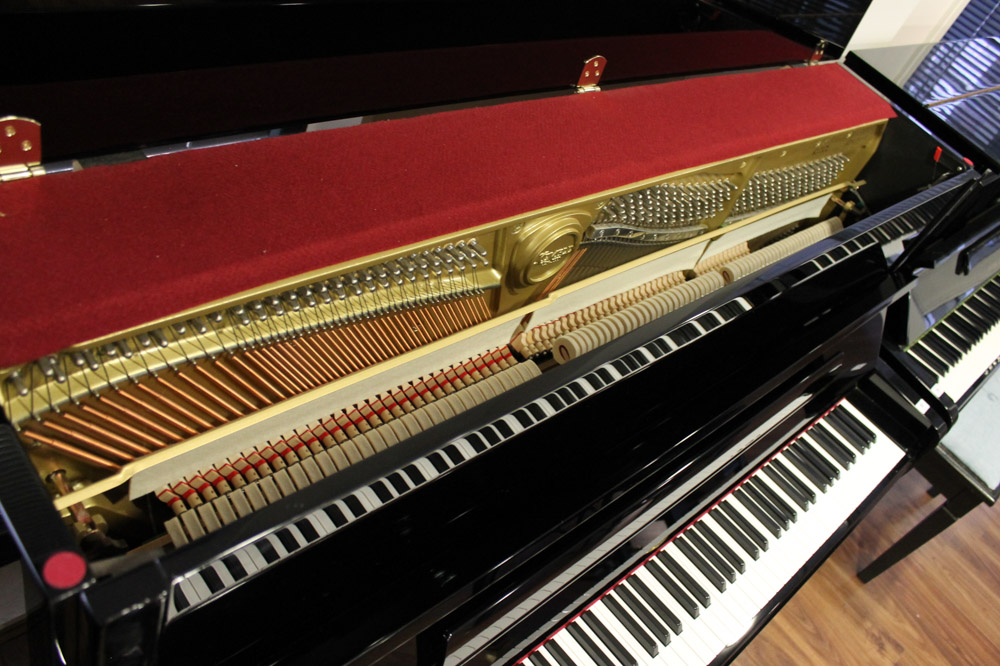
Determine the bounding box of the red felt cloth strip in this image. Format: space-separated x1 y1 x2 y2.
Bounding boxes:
0 64 892 367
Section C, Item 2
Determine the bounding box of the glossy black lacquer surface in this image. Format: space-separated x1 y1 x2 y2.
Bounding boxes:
848 41 1000 172
75 245 898 666
0 0 814 160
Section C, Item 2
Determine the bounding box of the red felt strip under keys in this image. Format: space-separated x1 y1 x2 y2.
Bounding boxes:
0 64 893 367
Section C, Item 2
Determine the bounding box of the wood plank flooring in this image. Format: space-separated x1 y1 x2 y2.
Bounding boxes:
735 468 1000 665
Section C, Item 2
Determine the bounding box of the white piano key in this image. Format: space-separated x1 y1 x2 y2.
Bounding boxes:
187 572 212 602
552 632 599 666
629 569 717 662
211 561 236 588
177 577 204 605
589 603 660 666
233 548 260 576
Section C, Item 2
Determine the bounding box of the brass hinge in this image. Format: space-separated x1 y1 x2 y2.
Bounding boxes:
575 55 607 93
0 117 44 183
808 40 827 65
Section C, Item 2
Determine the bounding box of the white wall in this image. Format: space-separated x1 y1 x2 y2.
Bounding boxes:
848 0 972 51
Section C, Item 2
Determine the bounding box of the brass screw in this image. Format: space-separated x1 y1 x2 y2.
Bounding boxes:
4 125 15 137
21 139 32 152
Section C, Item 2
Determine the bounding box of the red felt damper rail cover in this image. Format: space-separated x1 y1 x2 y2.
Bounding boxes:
0 64 892 367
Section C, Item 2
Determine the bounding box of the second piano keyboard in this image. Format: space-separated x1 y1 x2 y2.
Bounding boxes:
519 400 903 666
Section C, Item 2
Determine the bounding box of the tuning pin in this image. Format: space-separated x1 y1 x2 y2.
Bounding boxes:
282 291 302 312
312 283 333 304
38 355 67 383
265 296 285 317
465 240 489 265
117 340 134 359
208 311 224 323
297 287 318 308
136 333 153 348
150 328 170 347
6 371 28 397
331 280 348 300
249 300 268 321
188 318 209 335
231 306 252 327
83 349 101 371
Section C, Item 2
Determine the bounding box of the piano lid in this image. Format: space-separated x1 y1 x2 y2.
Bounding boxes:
848 39 1000 172
0 0 818 161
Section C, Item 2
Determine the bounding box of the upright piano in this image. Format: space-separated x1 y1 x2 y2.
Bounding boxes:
0 2 992 664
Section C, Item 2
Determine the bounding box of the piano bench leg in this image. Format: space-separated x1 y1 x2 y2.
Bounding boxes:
858 488 981 583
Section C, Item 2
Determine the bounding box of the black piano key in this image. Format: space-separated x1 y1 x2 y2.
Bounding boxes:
645 558 698 623
604 595 659 657
790 441 835 482
686 528 737 582
734 488 782 537
957 307 989 335
276 528 300 553
764 465 809 511
222 555 248 581
814 254 833 268
829 246 848 261
695 521 746 574
809 424 855 468
843 239 862 253
344 495 367 516
402 464 426 486
947 315 979 345
675 535 727 591
655 551 711 608
904 350 941 387
921 331 960 365
544 394 566 412
568 382 588 400
644 342 665 359
720 500 769 552
527 402 547 421
770 457 817 503
651 339 671 355
717 301 746 320
323 503 348 528
824 412 866 454
783 447 828 492
795 440 839 481
937 322 972 354
747 477 796 525
544 640 574 666
696 313 720 332
556 387 578 405
200 566 224 593
977 289 1000 312
913 342 949 375
428 452 451 473
173 585 191 612
387 472 410 494
528 652 552 666
710 509 759 560
566 623 615 666
967 295 1000 321
829 408 873 449
611 358 632 376
479 426 501 446
514 409 535 428
596 367 615 384
492 419 515 439
629 350 650 367
443 444 466 465
583 611 637 666
370 481 393 503
293 518 320 543
669 323 699 346
630 574 690 629
615 585 671 644
256 538 280 564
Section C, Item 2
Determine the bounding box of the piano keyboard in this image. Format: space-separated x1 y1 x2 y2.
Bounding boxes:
903 272 1000 403
519 400 903 666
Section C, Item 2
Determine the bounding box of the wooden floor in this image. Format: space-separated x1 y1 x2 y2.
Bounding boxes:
735 468 1000 666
